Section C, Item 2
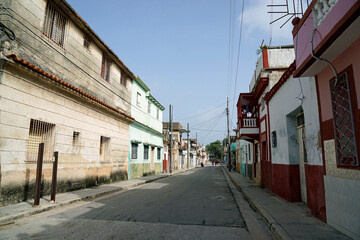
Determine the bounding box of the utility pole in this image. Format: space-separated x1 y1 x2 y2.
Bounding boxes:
227 97 231 171
169 105 172 174
196 132 198 167
187 123 190 169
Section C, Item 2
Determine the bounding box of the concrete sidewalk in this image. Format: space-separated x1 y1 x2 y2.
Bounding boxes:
0 168 192 226
222 166 351 240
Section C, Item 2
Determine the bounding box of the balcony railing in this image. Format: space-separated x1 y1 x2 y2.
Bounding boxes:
313 0 338 27
242 118 257 128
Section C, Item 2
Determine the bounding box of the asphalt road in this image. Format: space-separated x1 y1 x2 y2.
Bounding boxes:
0 166 273 240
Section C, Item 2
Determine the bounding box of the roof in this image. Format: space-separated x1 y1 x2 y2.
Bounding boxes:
134 76 150 92
59 0 135 79
147 94 165 111
6 54 134 121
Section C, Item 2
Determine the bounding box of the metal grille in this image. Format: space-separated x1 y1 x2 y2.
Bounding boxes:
43 2 66 46
101 55 111 81
330 73 359 166
100 136 110 161
72 131 80 150
131 143 138 159
27 119 56 162
144 145 149 159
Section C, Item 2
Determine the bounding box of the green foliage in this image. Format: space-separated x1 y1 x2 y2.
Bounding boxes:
206 140 223 159
256 45 269 55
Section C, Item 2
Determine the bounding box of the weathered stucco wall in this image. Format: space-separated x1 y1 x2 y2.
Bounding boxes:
1 0 132 115
0 63 131 205
269 75 322 166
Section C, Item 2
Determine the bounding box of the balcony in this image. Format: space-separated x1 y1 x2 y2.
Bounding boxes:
292 0 360 77
237 117 259 141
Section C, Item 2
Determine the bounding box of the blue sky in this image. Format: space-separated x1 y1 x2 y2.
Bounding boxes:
67 0 295 145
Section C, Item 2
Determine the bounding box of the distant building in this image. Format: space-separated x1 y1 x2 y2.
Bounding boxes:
129 77 164 178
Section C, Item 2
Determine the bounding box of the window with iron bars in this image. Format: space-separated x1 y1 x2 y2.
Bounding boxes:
100 136 110 161
72 131 80 152
43 2 66 47
27 119 56 162
330 71 359 167
101 54 111 82
131 143 138 159
144 145 149 159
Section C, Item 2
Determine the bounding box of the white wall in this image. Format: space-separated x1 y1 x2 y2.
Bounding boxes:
268 76 322 166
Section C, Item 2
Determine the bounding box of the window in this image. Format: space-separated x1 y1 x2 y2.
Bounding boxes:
27 119 56 162
157 148 161 160
136 92 141 106
148 101 151 114
271 131 277 148
131 143 138 159
157 108 159 120
120 69 127 87
100 136 110 161
101 54 111 82
144 145 149 159
43 2 66 46
72 131 80 148
83 35 91 50
330 72 359 167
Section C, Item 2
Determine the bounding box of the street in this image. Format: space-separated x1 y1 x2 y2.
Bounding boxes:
0 166 274 240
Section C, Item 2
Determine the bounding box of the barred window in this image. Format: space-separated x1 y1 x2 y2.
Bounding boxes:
100 136 110 161
330 72 359 167
144 145 149 159
101 54 111 82
43 2 66 46
131 143 138 159
72 131 80 149
27 119 56 162
157 148 161 160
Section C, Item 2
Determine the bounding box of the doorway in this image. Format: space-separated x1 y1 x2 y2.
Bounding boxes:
297 113 307 203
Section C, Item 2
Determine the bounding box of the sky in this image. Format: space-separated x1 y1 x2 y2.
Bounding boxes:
66 0 296 146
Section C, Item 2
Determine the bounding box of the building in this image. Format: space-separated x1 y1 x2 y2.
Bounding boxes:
0 0 136 206
129 77 164 179
236 46 295 185
163 122 185 170
264 62 322 204
291 0 360 238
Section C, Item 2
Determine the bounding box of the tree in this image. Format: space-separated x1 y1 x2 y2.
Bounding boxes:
206 140 223 159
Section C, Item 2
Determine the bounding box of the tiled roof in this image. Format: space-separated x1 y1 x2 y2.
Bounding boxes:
6 54 134 121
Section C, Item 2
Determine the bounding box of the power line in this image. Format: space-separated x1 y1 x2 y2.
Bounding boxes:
231 0 245 129
177 100 227 120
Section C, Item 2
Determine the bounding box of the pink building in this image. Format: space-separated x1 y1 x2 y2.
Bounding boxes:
292 0 360 238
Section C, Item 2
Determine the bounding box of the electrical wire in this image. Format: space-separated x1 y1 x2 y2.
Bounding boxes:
230 0 245 130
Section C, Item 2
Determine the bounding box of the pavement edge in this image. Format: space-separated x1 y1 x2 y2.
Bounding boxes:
221 165 293 240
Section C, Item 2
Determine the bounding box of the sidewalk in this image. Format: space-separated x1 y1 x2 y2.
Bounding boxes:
222 166 351 240
0 168 191 226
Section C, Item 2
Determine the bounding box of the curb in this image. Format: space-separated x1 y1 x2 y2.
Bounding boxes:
221 166 293 240
0 173 176 226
